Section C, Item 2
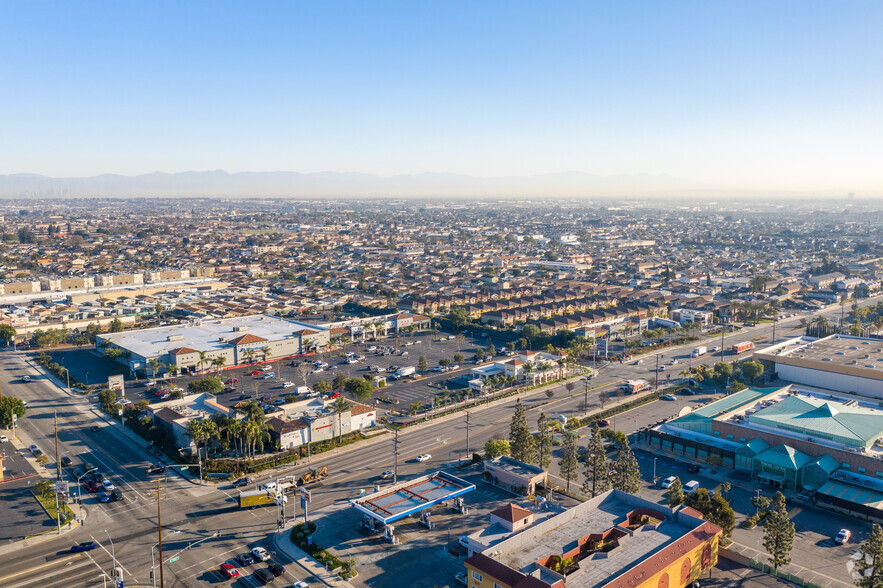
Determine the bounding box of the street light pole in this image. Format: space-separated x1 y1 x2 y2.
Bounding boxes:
104 530 116 582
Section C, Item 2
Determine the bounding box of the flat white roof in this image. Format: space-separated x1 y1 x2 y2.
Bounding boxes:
99 314 326 359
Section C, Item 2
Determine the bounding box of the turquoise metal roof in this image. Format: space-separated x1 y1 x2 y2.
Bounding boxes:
749 395 883 448
754 445 813 471
818 480 883 509
808 454 841 474
673 387 770 424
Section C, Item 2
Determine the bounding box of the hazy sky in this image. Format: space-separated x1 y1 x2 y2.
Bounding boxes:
1 1 881 191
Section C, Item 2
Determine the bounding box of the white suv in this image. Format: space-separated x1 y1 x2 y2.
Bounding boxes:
251 546 270 561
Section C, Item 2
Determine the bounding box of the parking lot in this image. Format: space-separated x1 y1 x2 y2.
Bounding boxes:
0 442 56 542
116 330 498 412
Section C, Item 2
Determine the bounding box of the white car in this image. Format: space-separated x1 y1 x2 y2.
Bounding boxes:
416 454 431 462
292 582 311 588
251 546 270 561
22 375 31 383
283 381 296 388
0 435 8 443
458 535 469 548
661 476 677 489
102 480 115 491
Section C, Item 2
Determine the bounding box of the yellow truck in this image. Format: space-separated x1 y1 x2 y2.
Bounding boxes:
238 489 287 508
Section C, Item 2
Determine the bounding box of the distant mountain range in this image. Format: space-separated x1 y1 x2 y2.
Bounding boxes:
0 170 695 198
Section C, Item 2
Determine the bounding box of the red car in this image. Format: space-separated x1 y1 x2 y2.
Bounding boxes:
225 378 238 384
249 370 262 376
220 563 239 578
597 419 611 427
331 392 341 398
84 480 99 492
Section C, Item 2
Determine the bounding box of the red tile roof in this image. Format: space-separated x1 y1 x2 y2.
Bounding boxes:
491 503 533 524
228 333 268 345
169 347 198 355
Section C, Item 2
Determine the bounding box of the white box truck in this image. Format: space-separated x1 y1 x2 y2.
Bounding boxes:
691 346 706 358
394 366 416 378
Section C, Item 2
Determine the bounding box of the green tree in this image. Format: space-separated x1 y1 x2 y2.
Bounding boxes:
684 488 736 537
508 399 535 463
534 413 552 470
713 361 733 384
188 377 223 394
314 380 331 394
0 324 16 346
487 344 496 357
582 424 610 497
484 438 510 458
110 318 124 333
331 373 347 392
453 353 465 364
854 523 883 588
741 360 764 383
474 348 486 361
449 307 469 331
148 358 161 379
611 436 641 494
417 355 428 374
559 432 579 491
344 377 374 402
0 396 26 427
98 389 118 413
762 491 795 572
668 477 684 507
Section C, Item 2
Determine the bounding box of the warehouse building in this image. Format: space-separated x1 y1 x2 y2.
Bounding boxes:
97 314 330 376
753 334 883 399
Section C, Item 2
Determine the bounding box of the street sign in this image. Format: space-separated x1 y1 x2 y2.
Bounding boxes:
108 374 125 397
11 414 16 423
169 556 180 563
300 488 311 503
116 581 123 588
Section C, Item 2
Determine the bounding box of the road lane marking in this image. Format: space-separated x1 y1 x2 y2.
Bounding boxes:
3 559 93 588
0 554 82 585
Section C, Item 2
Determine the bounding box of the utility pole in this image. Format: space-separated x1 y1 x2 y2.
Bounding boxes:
393 428 399 485
157 481 164 588
465 412 470 457
54 411 62 534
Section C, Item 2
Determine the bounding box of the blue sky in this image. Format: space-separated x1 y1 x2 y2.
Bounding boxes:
1 1 881 191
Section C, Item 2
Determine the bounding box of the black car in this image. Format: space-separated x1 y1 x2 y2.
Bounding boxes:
71 541 98 553
111 488 124 502
223 387 236 393
253 568 274 585
60 456 73 467
90 425 100 432
268 561 285 577
236 553 255 566
687 464 702 473
147 465 166 474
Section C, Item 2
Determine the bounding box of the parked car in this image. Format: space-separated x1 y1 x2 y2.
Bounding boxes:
249 370 263 376
283 381 296 388
220 563 240 578
687 464 702 473
102 480 115 491
70 541 98 553
835 529 852 544
96 491 111 503
261 365 273 372
292 582 310 588
223 387 236 393
661 476 677 489
0 435 8 443
262 373 276 379
28 444 38 453
662 394 677 401
225 378 239 384
236 553 255 566
111 488 124 502
253 568 274 585
251 546 270 561
61 456 73 467
268 561 285 577
458 536 470 549
330 392 341 398
454 571 468 585
416 454 431 462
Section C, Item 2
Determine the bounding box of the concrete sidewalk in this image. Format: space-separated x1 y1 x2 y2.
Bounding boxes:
273 520 357 588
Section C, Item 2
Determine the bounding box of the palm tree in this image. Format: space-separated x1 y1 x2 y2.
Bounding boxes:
165 363 179 379
197 351 208 374
262 347 272 363
243 347 255 365
331 396 352 444
148 358 161 380
212 356 226 374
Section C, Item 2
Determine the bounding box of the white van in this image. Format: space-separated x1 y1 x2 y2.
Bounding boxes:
684 480 700 493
